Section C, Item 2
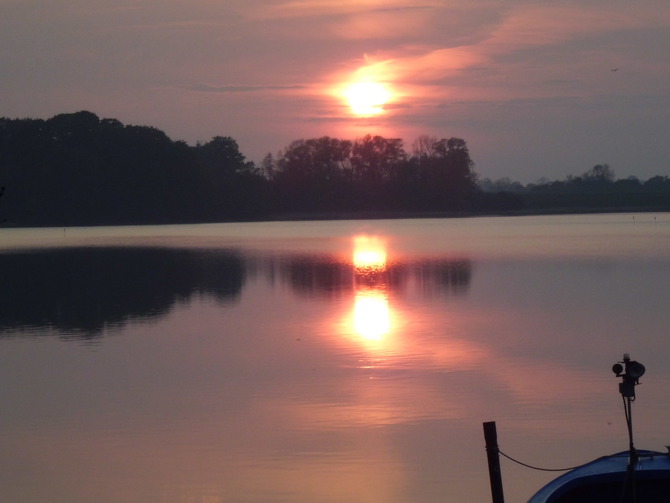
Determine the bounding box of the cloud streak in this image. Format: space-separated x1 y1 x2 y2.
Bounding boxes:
181 84 307 94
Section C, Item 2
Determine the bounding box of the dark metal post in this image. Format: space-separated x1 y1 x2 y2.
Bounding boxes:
612 353 645 503
625 396 637 503
483 421 505 503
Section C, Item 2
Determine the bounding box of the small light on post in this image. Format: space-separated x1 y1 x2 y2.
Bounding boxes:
612 353 645 399
627 361 646 381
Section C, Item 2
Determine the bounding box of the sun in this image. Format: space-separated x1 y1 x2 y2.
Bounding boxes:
344 82 391 116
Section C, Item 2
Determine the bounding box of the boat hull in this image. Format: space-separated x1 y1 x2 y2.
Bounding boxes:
528 450 670 503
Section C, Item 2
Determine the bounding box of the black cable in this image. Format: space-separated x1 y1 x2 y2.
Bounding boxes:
497 449 591 472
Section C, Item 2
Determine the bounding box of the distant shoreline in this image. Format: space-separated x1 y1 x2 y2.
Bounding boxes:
4 206 667 230
266 205 670 221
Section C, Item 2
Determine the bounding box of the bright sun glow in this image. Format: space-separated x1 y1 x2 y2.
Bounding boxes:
351 235 391 341
353 290 390 341
353 236 387 270
345 82 391 116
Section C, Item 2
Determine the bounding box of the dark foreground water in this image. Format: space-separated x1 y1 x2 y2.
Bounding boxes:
1 214 670 503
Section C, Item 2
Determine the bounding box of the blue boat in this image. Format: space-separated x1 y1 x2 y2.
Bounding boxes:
485 354 670 503
526 354 670 503
527 449 670 503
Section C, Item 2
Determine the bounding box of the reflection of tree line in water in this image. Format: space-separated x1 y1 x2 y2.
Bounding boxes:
1 248 246 337
268 255 472 298
0 248 471 338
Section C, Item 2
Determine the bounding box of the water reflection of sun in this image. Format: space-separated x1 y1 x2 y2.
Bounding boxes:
353 236 387 271
354 290 390 341
349 235 394 344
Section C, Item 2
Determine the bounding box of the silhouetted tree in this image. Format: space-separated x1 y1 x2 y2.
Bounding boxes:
584 164 615 183
0 185 5 223
268 134 480 214
479 177 526 193
0 112 269 225
351 135 406 209
643 175 670 191
351 135 404 184
197 136 251 176
194 136 268 219
411 136 477 211
270 137 353 212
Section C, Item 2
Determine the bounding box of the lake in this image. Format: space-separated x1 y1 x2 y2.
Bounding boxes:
1 213 670 503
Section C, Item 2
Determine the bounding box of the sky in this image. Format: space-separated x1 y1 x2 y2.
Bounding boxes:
1 0 669 183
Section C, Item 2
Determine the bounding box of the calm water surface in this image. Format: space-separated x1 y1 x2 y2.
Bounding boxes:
1 214 670 503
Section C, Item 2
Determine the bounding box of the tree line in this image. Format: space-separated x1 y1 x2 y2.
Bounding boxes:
1 111 669 227
262 134 478 215
0 111 268 226
480 164 670 212
0 111 479 226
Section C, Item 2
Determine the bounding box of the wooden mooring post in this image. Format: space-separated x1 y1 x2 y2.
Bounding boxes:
483 421 505 503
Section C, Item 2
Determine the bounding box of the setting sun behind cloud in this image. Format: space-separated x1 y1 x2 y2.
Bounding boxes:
344 81 391 116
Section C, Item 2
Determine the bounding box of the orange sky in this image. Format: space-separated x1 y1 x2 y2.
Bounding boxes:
1 0 669 182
